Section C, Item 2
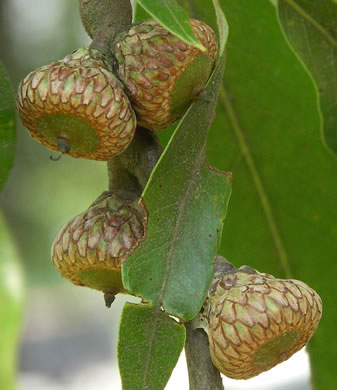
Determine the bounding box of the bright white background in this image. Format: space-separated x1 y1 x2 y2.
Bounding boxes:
19 285 311 390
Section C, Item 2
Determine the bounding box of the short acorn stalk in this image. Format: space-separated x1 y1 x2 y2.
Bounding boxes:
107 126 163 195
104 129 162 294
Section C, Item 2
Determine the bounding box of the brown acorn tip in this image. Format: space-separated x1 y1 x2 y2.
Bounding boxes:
204 265 322 379
17 48 136 161
51 191 146 295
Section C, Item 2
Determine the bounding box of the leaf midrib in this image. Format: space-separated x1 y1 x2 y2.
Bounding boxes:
219 86 292 279
157 152 205 314
142 310 160 389
285 0 337 49
163 0 190 35
138 0 204 50
141 126 207 389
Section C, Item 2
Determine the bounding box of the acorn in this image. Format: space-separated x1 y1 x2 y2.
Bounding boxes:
113 18 218 130
203 264 322 379
17 48 136 160
51 191 146 301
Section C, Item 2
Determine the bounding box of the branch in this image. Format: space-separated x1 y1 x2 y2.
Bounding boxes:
184 256 237 390
107 126 162 194
185 322 224 390
79 0 132 59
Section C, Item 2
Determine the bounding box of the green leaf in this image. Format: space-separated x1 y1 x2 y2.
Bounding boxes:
122 4 230 322
0 62 16 191
0 210 24 389
185 0 336 388
134 1 151 22
277 0 337 156
121 5 229 388
118 303 185 390
213 0 228 55
136 0 206 51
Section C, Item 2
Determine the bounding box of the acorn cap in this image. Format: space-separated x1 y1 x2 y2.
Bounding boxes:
205 266 322 379
113 19 217 130
17 48 136 160
51 191 146 295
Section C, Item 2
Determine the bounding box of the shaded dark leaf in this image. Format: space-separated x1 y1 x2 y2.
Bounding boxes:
0 62 16 191
278 0 337 156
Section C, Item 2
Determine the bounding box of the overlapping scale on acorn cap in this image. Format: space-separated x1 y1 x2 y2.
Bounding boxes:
51 191 146 295
113 19 218 130
204 266 322 379
17 48 136 160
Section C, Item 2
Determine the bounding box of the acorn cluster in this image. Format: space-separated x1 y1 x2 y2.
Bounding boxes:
16 16 217 301
17 19 218 160
16 10 323 382
16 16 218 299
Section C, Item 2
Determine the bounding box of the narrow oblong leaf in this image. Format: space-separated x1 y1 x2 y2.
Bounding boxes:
0 63 16 190
197 0 337 388
122 3 230 322
277 0 337 156
136 0 206 51
118 304 185 390
0 210 24 389
119 4 229 389
213 0 228 55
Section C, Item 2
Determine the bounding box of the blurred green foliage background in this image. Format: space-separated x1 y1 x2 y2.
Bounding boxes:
0 0 109 285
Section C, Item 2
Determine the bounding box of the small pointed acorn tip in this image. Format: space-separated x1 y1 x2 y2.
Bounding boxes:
104 292 116 308
57 137 72 154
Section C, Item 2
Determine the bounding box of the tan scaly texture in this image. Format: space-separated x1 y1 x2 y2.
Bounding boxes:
205 267 322 379
51 192 145 290
17 48 136 160
114 19 217 130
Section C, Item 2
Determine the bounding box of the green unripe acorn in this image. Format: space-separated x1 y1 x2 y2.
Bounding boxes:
17 48 136 160
113 18 218 130
51 191 146 298
204 265 322 379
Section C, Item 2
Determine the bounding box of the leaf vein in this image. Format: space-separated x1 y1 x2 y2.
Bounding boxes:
157 150 206 307
285 0 337 49
219 86 292 278
142 311 160 389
